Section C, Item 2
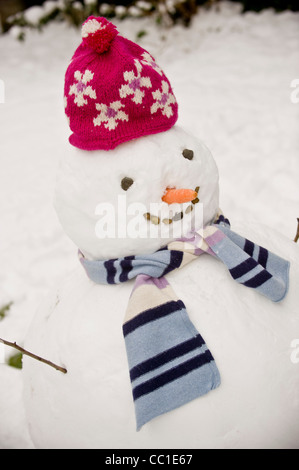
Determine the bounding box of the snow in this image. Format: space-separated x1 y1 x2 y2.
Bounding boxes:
0 1 298 449
23 6 46 25
22 222 299 448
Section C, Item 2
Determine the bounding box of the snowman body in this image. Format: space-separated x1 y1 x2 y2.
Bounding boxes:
23 125 299 449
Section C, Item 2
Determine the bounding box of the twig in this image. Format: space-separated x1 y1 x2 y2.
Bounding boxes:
294 218 299 243
0 337 67 374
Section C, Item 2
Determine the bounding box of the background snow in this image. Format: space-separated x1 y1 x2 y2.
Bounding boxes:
0 1 298 448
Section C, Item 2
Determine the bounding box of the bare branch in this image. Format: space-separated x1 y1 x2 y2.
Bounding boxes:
294 218 299 243
0 337 67 374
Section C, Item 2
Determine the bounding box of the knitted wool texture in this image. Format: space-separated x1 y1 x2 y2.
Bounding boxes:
64 16 179 151
79 215 290 429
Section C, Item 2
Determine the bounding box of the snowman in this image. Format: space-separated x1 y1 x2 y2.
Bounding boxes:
23 16 299 449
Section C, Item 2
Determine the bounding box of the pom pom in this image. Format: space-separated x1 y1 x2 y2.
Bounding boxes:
81 16 118 54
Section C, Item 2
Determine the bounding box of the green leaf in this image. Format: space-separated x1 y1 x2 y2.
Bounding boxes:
7 352 23 369
136 30 147 39
0 302 13 321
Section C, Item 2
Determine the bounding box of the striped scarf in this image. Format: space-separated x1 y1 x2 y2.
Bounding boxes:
79 215 289 430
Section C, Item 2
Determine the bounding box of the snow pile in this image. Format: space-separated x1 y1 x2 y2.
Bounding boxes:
23 222 299 449
0 2 298 448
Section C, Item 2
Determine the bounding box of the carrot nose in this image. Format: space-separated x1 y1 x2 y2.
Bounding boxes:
162 187 198 204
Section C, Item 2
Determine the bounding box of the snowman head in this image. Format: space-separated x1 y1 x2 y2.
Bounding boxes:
54 125 219 260
57 17 219 259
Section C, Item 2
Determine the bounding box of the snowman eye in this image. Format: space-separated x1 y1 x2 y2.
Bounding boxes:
182 149 194 160
121 177 134 191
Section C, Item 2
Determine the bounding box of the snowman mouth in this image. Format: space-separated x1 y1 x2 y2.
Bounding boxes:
143 186 200 226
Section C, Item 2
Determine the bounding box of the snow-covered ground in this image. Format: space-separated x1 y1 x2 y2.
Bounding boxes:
0 1 298 449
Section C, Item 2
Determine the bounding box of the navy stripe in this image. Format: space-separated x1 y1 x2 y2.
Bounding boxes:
123 300 185 337
244 239 254 257
161 250 184 276
157 246 169 252
104 259 117 284
243 269 272 288
214 215 230 227
132 349 214 400
130 334 206 381
229 257 257 280
258 246 268 268
119 256 135 283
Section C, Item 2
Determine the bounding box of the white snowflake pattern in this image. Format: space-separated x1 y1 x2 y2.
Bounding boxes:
93 101 129 130
119 60 152 105
81 18 107 38
151 81 176 118
141 52 163 76
69 70 96 107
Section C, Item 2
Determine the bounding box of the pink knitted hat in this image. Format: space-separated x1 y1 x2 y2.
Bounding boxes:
64 16 178 151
